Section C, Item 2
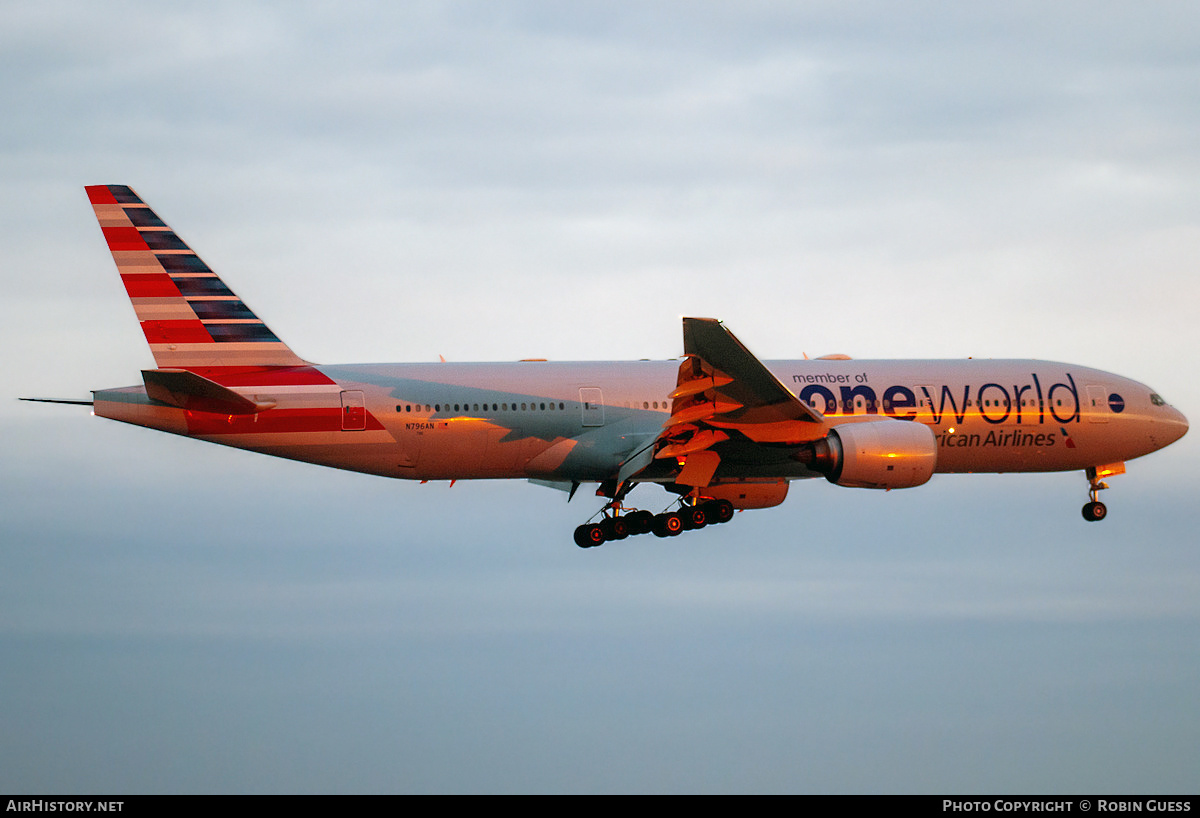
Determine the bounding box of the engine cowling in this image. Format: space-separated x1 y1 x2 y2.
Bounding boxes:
809 420 937 490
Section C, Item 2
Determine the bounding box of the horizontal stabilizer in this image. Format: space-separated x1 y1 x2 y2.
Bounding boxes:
18 397 94 406
142 369 275 414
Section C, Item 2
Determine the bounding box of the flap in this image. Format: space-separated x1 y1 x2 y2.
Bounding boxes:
614 317 829 489
680 317 825 432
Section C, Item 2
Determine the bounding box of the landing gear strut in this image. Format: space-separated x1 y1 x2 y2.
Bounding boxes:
1082 467 1108 522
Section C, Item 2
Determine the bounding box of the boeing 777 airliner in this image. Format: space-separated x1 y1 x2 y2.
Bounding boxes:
26 185 1189 547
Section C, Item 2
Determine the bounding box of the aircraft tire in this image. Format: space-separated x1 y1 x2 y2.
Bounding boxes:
602 517 629 540
574 524 605 548
706 499 735 524
1082 501 1107 522
633 510 656 534
652 513 684 538
662 512 685 537
682 506 707 530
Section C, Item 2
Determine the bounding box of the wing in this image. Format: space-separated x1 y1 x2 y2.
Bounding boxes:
618 317 828 490
676 317 825 437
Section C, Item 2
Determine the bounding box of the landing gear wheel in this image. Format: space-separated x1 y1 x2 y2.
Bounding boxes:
601 517 629 541
626 510 655 535
574 523 606 548
704 499 735 524
1082 501 1107 522
681 505 708 530
653 512 685 538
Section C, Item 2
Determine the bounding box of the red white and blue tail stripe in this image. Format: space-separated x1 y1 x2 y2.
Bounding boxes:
86 184 307 369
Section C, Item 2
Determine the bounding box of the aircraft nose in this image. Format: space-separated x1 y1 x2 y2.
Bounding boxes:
1164 405 1189 444
1148 401 1190 449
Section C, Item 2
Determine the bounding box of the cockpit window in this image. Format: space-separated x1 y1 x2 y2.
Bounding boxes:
1150 393 1167 406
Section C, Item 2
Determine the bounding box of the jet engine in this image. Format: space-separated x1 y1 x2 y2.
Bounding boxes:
802 419 937 490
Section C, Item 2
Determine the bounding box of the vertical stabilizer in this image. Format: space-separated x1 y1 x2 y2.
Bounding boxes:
85 185 307 368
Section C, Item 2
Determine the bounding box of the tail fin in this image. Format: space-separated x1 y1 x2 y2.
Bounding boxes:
85 185 307 368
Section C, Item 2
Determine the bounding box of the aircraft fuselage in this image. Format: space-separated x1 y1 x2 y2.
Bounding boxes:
93 357 1187 484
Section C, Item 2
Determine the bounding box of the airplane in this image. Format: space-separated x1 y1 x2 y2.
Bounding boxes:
25 185 1190 548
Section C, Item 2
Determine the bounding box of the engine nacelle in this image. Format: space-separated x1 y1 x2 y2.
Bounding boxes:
809 420 937 490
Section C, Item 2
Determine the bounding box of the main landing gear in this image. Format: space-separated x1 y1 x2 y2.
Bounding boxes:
1082 467 1109 522
573 498 736 548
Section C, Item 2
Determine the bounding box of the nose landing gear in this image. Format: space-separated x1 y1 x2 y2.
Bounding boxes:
1082 466 1110 522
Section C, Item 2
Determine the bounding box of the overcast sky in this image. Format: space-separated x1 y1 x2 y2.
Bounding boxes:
1 0 1198 794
